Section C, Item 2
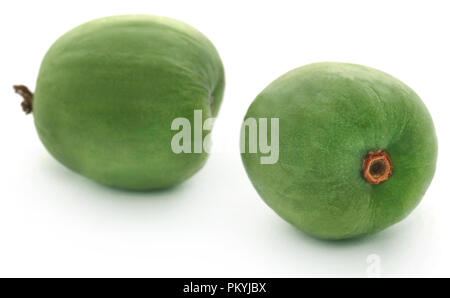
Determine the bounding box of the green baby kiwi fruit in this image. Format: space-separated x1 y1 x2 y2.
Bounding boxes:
241 62 437 240
14 15 225 190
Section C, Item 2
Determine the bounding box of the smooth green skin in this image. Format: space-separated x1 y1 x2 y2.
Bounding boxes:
241 62 437 240
33 15 225 190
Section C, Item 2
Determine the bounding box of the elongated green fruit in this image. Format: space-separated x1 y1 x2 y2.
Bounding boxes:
241 62 437 240
15 15 225 190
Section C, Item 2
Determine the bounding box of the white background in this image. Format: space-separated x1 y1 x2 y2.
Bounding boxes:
1 0 449 277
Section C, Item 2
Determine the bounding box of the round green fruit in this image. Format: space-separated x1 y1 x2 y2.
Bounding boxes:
16 15 225 190
241 62 437 240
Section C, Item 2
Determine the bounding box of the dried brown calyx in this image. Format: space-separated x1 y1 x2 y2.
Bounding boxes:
362 150 392 185
13 85 34 114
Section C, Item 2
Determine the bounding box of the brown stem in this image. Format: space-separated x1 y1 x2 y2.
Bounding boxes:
13 85 33 114
362 150 392 185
